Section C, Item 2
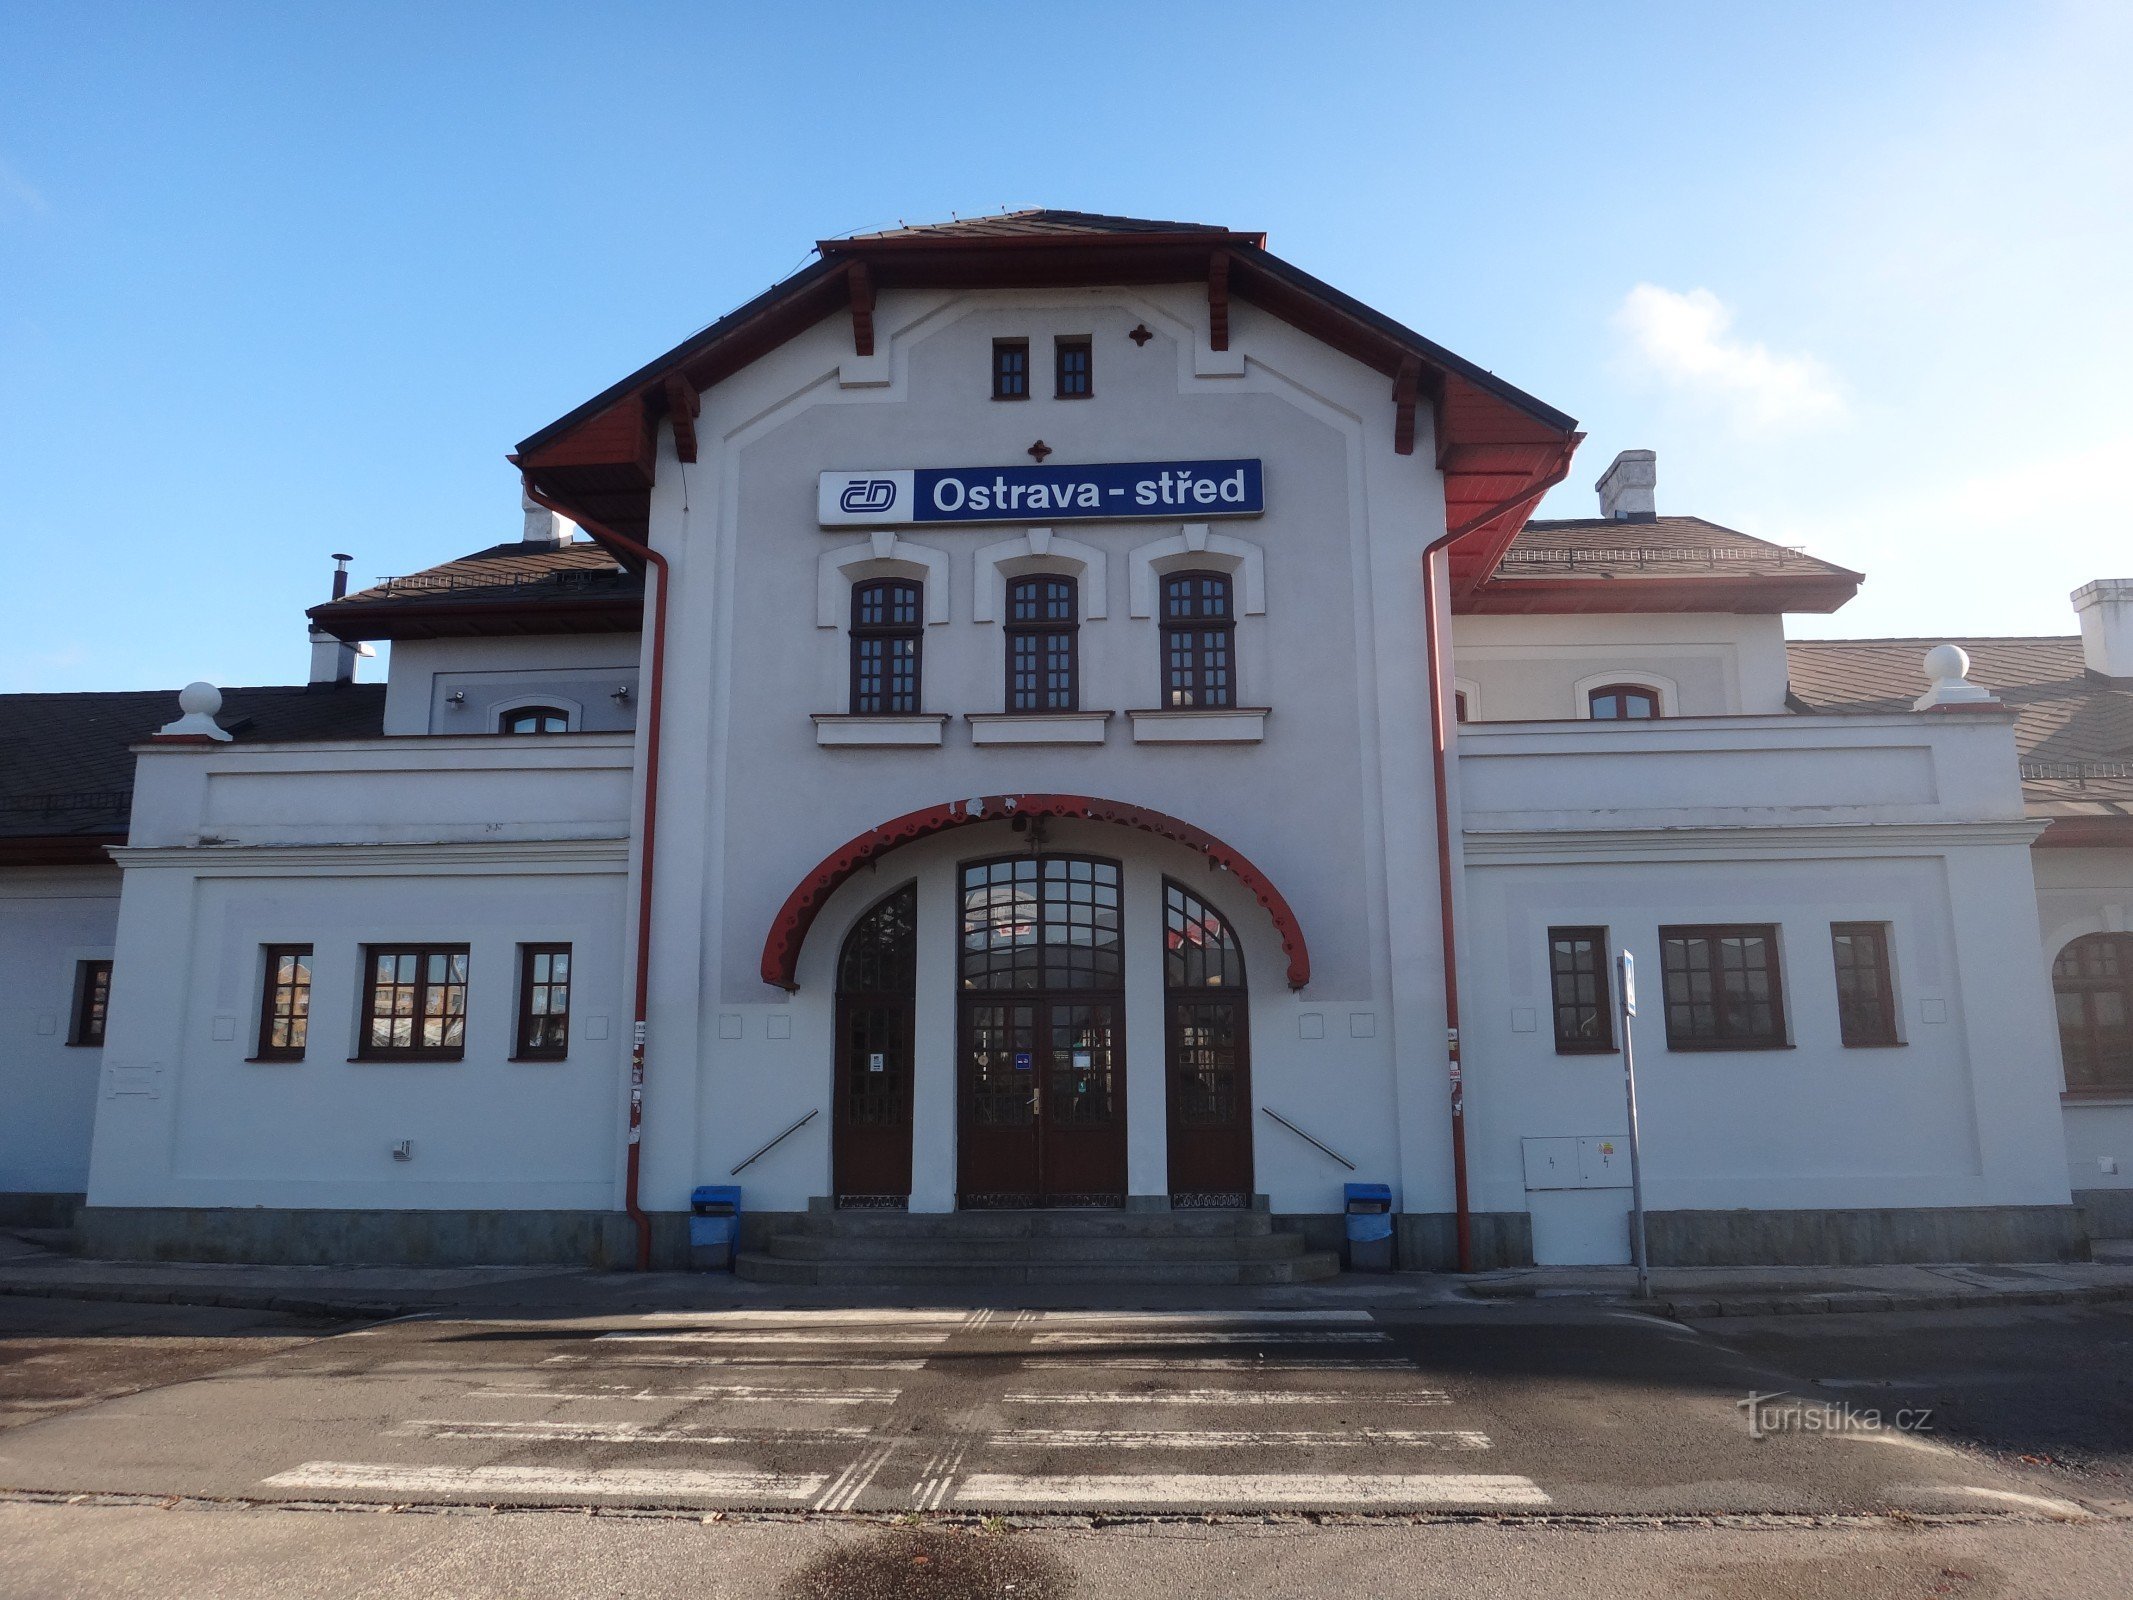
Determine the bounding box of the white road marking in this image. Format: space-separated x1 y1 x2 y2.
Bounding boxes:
1937 1485 2092 1519
953 1472 1551 1507
628 1310 964 1326
1036 1310 1376 1324
815 1442 900 1511
1000 1388 1451 1406
1022 1357 1413 1371
466 1384 901 1405
542 1354 928 1370
1031 1331 1391 1347
985 1428 1490 1449
260 1462 828 1500
595 1330 948 1346
910 1438 974 1512
395 1419 873 1445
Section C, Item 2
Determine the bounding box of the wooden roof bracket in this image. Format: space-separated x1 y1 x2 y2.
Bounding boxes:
662 376 699 464
1392 356 1421 456
847 261 876 357
1207 250 1230 351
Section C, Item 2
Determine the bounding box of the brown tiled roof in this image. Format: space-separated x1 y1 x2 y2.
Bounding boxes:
1502 517 1860 580
1787 636 2133 811
0 684 386 842
838 209 1246 242
309 540 643 642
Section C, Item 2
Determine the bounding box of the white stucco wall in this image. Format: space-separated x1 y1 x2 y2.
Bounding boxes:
0 864 119 1194
382 635 642 736
629 281 1455 1217
2034 845 2133 1194
1451 612 1792 720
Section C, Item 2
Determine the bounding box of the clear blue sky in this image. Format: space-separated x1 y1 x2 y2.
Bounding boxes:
4 1 2127 691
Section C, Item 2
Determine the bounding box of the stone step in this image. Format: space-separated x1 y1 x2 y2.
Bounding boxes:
793 1209 1274 1240
761 1231 1310 1264
733 1251 1343 1287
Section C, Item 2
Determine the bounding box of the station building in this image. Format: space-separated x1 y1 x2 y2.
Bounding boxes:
3 211 2128 1277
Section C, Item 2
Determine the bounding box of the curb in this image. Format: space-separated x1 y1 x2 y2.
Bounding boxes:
1658 1283 2133 1319
0 1281 418 1321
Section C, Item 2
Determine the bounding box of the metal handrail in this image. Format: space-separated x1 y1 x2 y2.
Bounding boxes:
1500 544 1804 571
2022 760 2133 785
1260 1106 1356 1171
730 1108 820 1175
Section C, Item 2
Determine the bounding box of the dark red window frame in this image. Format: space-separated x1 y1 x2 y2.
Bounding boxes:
358 944 471 1062
1161 570 1234 709
1659 924 1788 1050
1830 922 1901 1048
2054 933 2133 1095
68 959 112 1047
499 705 570 734
254 944 313 1061
1054 336 1093 398
850 578 923 715
1588 683 1661 720
1005 574 1079 713
992 339 1029 400
1548 927 1615 1054
514 943 572 1062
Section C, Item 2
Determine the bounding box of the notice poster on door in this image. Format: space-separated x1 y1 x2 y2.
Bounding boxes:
1013 1051 1033 1072
868 1052 885 1074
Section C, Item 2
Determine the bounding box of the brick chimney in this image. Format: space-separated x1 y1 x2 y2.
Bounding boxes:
1596 449 1658 522
2073 580 2133 682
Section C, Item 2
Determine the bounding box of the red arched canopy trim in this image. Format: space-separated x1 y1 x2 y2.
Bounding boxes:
761 793 1311 992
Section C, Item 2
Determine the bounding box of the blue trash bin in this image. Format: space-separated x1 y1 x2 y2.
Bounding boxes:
689 1185 742 1272
1344 1182 1393 1272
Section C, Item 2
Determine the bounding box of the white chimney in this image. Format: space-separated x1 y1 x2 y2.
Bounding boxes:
522 489 577 548
2073 580 2133 681
1596 449 1658 522
308 554 373 684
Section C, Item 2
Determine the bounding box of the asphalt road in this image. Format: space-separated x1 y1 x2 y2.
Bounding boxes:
3 1294 2131 1596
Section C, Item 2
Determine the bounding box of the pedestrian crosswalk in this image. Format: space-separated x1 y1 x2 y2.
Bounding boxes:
260 1306 1553 1513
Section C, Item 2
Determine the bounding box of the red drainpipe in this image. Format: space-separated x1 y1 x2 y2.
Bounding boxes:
521 471 667 1272
1423 447 1578 1272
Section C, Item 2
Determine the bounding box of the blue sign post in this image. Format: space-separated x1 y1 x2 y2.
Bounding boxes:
820 460 1265 527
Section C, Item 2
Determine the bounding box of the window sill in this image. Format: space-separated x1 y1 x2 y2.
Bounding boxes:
813 714 948 748
1128 708 1268 744
510 1054 570 1065
1663 1041 1796 1053
349 1053 466 1065
966 711 1110 746
2061 1089 2133 1104
1553 1045 1619 1057
245 1055 305 1065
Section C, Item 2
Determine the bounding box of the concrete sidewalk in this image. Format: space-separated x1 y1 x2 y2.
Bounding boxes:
7 1228 2133 1321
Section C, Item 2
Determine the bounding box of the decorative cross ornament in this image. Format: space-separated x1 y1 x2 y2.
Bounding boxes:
1128 323 1153 346
1027 440 1052 463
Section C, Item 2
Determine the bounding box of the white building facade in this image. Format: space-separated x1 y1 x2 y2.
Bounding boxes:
0 213 2109 1270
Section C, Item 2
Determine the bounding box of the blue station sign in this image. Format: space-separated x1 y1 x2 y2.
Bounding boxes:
819 459 1264 528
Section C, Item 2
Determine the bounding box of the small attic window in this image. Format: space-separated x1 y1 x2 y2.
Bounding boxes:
500 706 571 734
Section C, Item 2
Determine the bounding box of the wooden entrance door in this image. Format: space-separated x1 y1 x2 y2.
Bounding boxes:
956 855 1127 1208
833 884 916 1206
1162 878 1254 1207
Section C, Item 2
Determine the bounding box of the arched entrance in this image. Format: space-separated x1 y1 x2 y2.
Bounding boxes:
832 883 916 1206
958 855 1127 1208
1163 878 1254 1207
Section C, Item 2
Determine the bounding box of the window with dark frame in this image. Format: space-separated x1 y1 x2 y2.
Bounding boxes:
2053 932 2133 1094
1161 571 1234 709
68 959 112 1047
1587 684 1661 720
1660 925 1787 1050
1005 574 1079 712
1548 927 1615 1053
1454 691 1470 724
850 578 923 714
499 706 570 734
1055 337 1092 398
255 945 313 1061
516 944 571 1061
1830 922 1900 1047
992 339 1029 400
359 945 470 1060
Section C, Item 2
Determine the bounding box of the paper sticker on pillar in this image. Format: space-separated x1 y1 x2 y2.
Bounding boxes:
819 460 1264 527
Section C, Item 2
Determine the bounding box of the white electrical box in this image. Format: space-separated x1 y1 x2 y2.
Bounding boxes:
1522 1135 1631 1191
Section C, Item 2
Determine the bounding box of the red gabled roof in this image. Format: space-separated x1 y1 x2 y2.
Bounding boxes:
1460 517 1863 615
513 211 1580 587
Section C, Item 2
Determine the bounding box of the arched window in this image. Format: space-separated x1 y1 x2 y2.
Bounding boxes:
1161 571 1234 709
851 579 923 715
834 883 917 1205
2054 933 2133 1094
499 706 570 734
1163 879 1252 1206
1005 574 1078 712
1587 683 1661 720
